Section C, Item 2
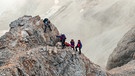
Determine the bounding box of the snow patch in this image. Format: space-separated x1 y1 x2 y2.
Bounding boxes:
80 9 84 13
54 0 59 4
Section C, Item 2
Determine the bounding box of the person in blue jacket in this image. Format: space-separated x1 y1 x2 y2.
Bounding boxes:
56 34 67 49
61 34 66 49
75 40 82 54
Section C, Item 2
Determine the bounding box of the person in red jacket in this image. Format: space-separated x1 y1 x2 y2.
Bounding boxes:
70 39 75 50
75 40 82 54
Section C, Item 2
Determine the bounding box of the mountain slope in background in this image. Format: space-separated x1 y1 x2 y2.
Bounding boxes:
106 26 135 76
0 0 135 67
106 26 135 69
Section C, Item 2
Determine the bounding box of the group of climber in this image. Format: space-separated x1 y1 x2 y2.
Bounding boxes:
56 34 82 54
43 18 82 54
70 39 82 54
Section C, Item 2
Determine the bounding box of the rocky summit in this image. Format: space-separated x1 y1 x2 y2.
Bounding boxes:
0 15 108 76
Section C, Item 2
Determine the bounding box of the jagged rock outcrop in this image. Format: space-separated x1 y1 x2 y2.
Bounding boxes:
109 60 135 76
0 15 108 76
106 27 135 70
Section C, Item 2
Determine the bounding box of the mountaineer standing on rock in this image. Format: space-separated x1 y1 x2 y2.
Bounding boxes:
75 40 82 54
70 39 75 50
43 18 52 32
56 34 67 49
60 34 66 49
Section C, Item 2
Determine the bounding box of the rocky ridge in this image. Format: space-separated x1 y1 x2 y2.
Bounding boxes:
106 26 135 76
0 15 108 76
109 60 135 76
107 27 135 70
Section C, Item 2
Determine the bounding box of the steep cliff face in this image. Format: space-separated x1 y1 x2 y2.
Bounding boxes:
109 60 135 76
106 27 135 71
0 16 108 76
106 26 135 76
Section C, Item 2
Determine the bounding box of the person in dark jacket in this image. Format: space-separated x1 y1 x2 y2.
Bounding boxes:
75 40 82 54
56 34 66 49
61 34 66 49
70 39 75 50
43 18 52 32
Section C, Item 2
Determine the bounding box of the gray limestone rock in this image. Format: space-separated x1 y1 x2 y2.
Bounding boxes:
107 27 135 70
0 15 108 76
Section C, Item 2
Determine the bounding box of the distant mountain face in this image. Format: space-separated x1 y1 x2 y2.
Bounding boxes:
0 0 134 67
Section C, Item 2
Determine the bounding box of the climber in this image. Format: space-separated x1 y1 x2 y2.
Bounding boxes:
70 39 75 50
75 40 82 54
56 34 63 42
43 18 52 32
56 34 67 49
61 34 66 49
